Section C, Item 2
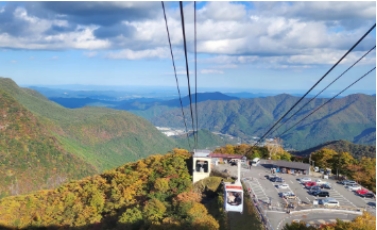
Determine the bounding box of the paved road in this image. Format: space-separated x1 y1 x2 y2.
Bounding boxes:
275 212 359 230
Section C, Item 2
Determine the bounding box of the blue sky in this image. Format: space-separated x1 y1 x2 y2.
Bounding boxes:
0 1 375 95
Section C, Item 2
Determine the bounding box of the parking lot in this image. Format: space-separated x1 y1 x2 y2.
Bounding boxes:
214 160 375 213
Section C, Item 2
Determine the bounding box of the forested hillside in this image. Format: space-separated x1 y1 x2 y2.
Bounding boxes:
0 90 97 198
292 140 376 159
0 149 221 230
149 94 376 150
0 77 177 196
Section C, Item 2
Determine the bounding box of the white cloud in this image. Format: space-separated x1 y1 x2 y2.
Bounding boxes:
0 1 374 69
199 2 247 21
200 69 224 74
106 47 168 60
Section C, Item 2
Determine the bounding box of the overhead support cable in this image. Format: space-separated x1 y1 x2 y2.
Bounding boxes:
179 1 196 149
194 1 199 149
271 45 376 135
161 1 191 150
254 23 376 146
278 67 376 137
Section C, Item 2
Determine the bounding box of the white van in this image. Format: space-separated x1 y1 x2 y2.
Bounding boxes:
251 158 260 166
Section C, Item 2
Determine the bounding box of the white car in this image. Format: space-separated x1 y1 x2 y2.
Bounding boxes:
300 178 311 183
277 184 289 189
323 198 340 208
347 184 362 191
315 179 327 185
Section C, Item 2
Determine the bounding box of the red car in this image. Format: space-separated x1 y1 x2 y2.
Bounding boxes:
305 181 317 188
357 188 370 195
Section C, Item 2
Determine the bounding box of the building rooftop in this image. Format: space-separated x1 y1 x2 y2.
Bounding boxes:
272 160 310 171
193 149 212 158
209 153 244 159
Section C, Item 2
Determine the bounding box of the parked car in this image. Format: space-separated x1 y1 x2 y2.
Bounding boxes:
320 183 331 189
277 184 289 189
299 178 311 183
309 186 321 193
305 181 317 188
360 193 375 198
312 190 330 197
271 177 284 182
284 193 297 199
357 188 370 195
266 175 275 179
314 179 327 185
279 192 291 197
346 184 362 191
337 180 352 185
343 180 357 186
322 198 340 208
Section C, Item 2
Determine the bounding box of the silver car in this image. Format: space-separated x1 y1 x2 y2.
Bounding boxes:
323 198 340 208
346 184 361 191
343 180 357 186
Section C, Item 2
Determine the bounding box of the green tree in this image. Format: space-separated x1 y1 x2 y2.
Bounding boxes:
118 206 143 227
283 221 316 230
311 148 337 169
143 198 167 222
225 144 235 154
331 151 355 178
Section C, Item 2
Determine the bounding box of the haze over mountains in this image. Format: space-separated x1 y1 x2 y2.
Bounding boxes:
44 87 376 151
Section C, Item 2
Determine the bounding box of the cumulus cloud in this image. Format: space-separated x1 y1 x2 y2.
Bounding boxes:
0 1 374 69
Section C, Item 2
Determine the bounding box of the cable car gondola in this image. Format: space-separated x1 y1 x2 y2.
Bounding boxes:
223 159 243 213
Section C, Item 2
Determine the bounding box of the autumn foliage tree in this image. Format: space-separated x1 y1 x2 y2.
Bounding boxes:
0 149 221 230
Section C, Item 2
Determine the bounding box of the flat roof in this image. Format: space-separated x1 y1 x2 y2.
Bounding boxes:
209 153 244 159
193 149 211 158
272 160 310 171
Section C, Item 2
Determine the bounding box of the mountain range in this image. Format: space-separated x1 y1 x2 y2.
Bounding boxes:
48 91 376 150
138 93 376 150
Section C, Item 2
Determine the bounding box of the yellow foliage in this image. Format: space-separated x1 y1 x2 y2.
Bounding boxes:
187 202 208 218
348 212 376 229
192 214 220 230
154 178 170 193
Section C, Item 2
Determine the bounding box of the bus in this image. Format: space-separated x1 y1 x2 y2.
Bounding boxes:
251 158 260 166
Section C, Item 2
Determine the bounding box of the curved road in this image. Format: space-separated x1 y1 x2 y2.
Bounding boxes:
275 212 359 229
